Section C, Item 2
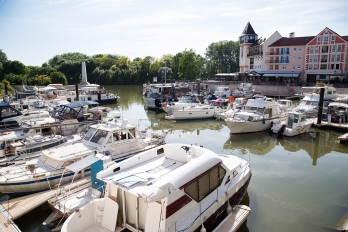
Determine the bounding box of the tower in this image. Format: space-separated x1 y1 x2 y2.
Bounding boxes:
79 61 90 85
239 22 258 72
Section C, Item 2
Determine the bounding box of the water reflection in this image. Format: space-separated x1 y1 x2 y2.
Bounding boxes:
104 85 144 109
224 131 277 155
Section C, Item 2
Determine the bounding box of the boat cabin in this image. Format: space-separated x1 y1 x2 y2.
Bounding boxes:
286 112 308 129
52 101 99 121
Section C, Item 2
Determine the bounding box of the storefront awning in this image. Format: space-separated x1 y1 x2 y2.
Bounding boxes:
261 73 300 77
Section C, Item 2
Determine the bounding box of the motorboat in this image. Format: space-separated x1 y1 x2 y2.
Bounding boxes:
21 109 50 120
61 143 251 232
294 95 322 117
0 102 23 129
321 102 348 123
277 99 295 113
214 97 246 120
0 144 98 194
231 83 256 98
165 105 224 120
214 86 231 98
300 84 340 101
0 134 81 166
225 96 284 134
161 94 204 114
271 112 315 137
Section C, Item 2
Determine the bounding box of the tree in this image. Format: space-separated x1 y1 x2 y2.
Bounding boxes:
178 49 200 80
205 40 239 73
0 49 8 64
50 71 68 85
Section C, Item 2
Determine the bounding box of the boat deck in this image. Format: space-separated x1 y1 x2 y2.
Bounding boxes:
213 205 251 232
0 177 90 221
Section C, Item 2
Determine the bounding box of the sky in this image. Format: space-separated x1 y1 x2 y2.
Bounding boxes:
0 0 348 66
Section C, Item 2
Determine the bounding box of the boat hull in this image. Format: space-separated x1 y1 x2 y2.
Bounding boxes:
227 118 281 134
95 98 117 105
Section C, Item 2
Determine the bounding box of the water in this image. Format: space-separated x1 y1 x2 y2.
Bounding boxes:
12 85 348 231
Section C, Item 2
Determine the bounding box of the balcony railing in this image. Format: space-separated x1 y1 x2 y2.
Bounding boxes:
265 60 289 64
247 52 263 57
265 52 280 55
321 59 328 62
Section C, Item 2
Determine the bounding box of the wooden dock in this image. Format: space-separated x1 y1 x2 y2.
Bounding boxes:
0 176 90 231
314 121 348 131
213 205 251 232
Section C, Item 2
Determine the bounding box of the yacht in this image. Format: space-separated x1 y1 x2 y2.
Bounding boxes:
214 97 247 120
294 95 322 117
225 96 284 133
161 94 203 114
231 83 256 98
214 86 231 98
300 84 340 101
61 143 251 232
271 112 315 137
165 104 224 120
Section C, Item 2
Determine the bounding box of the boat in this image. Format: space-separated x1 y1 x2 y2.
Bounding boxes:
165 104 224 120
0 134 82 166
231 83 256 98
0 144 98 194
294 95 328 117
338 132 348 144
0 102 23 129
277 99 295 113
299 84 340 101
321 102 348 123
271 112 315 137
214 86 231 98
225 96 284 134
161 94 204 114
61 143 251 232
21 109 50 120
144 83 190 110
214 97 247 120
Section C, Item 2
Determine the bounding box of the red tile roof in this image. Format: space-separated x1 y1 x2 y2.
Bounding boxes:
269 36 315 47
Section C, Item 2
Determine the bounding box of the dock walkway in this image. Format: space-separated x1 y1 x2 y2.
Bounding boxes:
213 205 251 232
0 177 90 231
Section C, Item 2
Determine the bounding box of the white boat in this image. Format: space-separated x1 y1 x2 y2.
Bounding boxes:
300 84 340 101
214 97 247 120
338 132 348 144
0 134 82 165
21 109 50 120
165 105 224 120
161 94 203 114
231 83 256 98
214 86 231 98
0 144 98 194
225 96 284 134
271 112 314 137
294 95 320 117
0 102 24 128
277 99 295 112
61 143 251 232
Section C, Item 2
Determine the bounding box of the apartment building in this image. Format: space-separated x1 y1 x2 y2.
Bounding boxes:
239 23 348 83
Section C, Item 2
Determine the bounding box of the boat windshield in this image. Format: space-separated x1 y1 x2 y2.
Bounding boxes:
180 96 197 103
305 101 318 106
90 129 108 145
84 128 97 141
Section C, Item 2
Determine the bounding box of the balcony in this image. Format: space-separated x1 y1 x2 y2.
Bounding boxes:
265 52 280 55
247 51 263 57
265 60 289 64
321 59 328 62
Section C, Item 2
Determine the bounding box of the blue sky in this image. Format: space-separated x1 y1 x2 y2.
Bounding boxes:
1 0 347 66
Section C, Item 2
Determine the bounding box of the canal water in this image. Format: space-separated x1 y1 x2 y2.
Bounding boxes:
12 85 348 231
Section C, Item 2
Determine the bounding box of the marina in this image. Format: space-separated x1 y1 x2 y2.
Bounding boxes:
0 85 348 232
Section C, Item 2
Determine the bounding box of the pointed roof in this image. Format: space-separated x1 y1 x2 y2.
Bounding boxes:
241 22 257 35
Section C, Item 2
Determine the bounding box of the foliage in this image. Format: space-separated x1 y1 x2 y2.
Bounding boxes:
50 71 68 85
178 49 200 80
0 79 15 97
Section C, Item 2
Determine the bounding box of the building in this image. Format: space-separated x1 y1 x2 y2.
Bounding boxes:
239 22 348 83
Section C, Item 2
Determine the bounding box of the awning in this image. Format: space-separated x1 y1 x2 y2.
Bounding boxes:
261 73 300 77
215 73 238 76
66 155 100 173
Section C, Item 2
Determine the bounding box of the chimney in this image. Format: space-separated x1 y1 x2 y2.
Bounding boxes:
289 32 295 38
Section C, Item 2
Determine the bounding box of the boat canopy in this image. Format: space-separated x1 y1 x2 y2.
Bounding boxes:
66 155 100 173
62 101 99 108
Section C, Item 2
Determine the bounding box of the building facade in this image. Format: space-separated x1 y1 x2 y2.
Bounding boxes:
239 23 348 83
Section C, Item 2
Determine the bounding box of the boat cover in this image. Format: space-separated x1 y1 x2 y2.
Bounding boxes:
66 155 100 173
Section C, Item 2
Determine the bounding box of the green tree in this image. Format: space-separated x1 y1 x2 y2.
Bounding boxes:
0 49 8 64
205 40 239 73
178 49 200 80
50 71 68 85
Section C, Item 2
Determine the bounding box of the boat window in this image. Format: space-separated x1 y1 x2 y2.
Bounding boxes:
84 128 97 141
257 108 264 114
300 116 307 122
184 165 227 202
1 107 19 117
90 130 108 145
287 115 294 128
311 102 318 106
247 116 254 121
294 114 299 123
120 132 127 140
113 132 120 141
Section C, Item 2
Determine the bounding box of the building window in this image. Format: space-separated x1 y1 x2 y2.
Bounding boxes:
332 45 336 53
292 65 295 69
331 55 335 62
338 45 342 52
310 55 313 62
269 65 273 70
293 56 296 60
331 64 334 69
315 46 319 53
282 65 286 70
275 65 279 70
317 37 321 42
299 47 302 51
331 35 335 40
309 64 313 70
337 54 340 62
310 47 313 54
298 56 301 60
297 65 301 69
313 64 317 70
314 55 318 62
321 55 328 62
294 48 297 51
322 46 329 53
336 64 340 69
324 36 328 42
320 64 327 70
